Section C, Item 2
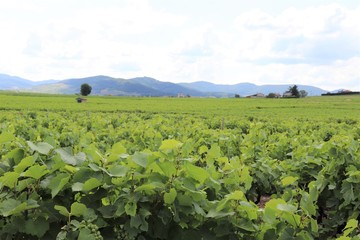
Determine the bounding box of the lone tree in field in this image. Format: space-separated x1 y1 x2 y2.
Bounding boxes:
299 90 308 98
289 85 300 98
80 83 92 96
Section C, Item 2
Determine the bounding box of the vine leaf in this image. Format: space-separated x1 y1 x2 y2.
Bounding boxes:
125 201 137 217
82 178 102 192
159 139 182 152
70 202 88 217
54 205 70 217
21 164 49 180
132 152 149 168
78 228 95 240
343 219 358 237
0 172 20 188
164 188 177 204
0 199 39 217
108 165 129 177
48 173 70 198
185 163 209 184
14 156 36 173
281 176 298 186
27 141 53 155
0 132 14 145
24 217 49 238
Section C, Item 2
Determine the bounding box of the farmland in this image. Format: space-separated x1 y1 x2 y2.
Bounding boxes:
0 92 359 239
0 92 359 119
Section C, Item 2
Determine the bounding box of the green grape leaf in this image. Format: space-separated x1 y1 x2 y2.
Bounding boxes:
281 176 299 186
82 178 102 192
55 148 85 166
130 215 142 229
48 173 70 198
135 183 159 194
14 156 36 173
341 181 355 205
343 219 358 237
263 207 277 224
265 198 287 209
72 182 84 192
107 142 127 163
281 212 301 227
240 166 253 190
207 144 221 159
70 202 88 217
6 148 24 165
0 132 14 145
131 152 149 168
226 190 245 201
159 139 182 152
111 142 127 154
78 228 96 240
24 217 49 238
336 237 351 240
164 188 177 204
0 199 39 217
158 161 177 178
185 163 209 184
27 141 53 155
206 208 234 219
198 145 208 155
310 218 318 233
16 178 35 192
300 192 316 216
56 231 68 240
54 205 70 217
125 201 137 216
277 204 297 213
21 164 49 180
0 172 20 188
108 165 129 177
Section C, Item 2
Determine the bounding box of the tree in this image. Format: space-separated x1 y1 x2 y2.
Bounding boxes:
266 93 276 98
289 85 300 98
234 94 240 98
299 90 308 98
80 83 92 96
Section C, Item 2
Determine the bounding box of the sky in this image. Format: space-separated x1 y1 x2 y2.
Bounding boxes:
0 0 359 91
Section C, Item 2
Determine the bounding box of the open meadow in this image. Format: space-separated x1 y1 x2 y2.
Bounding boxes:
0 92 359 239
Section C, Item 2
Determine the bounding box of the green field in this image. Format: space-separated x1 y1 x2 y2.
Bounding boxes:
0 92 359 239
1 92 360 119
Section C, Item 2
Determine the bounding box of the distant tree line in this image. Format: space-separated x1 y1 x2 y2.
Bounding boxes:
235 85 308 98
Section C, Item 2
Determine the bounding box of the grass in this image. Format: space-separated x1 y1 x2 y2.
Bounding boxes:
0 91 359 120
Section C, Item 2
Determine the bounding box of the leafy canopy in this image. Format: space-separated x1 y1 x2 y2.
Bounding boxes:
80 83 92 96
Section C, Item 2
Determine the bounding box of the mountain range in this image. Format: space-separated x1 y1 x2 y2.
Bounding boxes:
0 73 328 97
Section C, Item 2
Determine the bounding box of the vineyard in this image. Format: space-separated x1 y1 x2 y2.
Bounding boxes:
0 93 360 239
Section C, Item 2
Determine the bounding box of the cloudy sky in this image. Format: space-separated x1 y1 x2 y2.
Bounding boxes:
1 0 359 90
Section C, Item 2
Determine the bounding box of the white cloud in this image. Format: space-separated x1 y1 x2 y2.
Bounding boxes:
0 1 359 91
233 4 360 63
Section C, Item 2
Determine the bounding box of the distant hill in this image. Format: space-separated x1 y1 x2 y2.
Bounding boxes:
28 76 205 96
180 82 327 96
0 74 35 89
0 74 58 90
0 73 328 96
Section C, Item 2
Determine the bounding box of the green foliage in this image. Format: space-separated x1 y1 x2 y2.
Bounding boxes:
80 83 92 96
0 96 359 239
267 93 274 98
300 90 308 98
1 92 360 120
289 85 300 98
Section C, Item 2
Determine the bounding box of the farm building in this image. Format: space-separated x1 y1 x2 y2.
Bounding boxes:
246 93 265 98
76 97 87 103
